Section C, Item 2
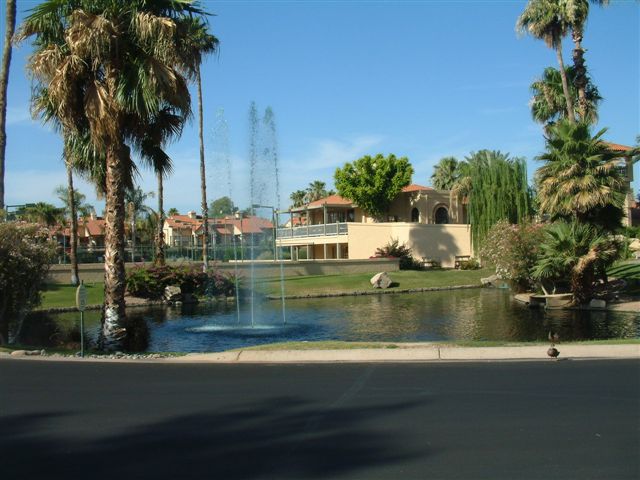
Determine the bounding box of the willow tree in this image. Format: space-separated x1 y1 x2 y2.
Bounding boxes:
21 0 211 350
455 150 531 252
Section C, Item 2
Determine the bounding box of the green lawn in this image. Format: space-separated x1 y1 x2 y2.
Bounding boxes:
39 283 104 309
255 268 494 297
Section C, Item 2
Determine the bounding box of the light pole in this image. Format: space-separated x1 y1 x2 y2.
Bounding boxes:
235 211 244 261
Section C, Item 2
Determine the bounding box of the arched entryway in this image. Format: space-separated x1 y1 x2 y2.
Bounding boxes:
410 207 420 223
434 206 449 224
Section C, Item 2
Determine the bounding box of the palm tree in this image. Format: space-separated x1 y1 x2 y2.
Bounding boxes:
430 157 461 190
21 0 211 350
517 0 576 123
290 190 306 208
535 119 628 230
177 17 218 270
563 0 609 122
54 179 94 285
532 220 623 304
306 180 329 203
22 202 64 227
530 66 601 127
0 0 16 211
125 187 154 263
167 208 180 217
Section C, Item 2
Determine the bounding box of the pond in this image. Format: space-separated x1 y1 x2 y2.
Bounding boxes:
23 289 640 352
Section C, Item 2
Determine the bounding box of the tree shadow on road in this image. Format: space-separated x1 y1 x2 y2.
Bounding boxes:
1 396 426 479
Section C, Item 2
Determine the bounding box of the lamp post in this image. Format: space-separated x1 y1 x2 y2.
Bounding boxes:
252 204 277 261
234 211 244 261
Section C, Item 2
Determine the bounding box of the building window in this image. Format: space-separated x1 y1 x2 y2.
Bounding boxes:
435 206 449 224
411 208 420 223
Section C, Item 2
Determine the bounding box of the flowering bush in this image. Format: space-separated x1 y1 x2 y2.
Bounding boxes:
480 220 546 292
126 265 239 299
0 223 56 344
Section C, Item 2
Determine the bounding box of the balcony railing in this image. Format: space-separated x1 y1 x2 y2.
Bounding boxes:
277 222 349 239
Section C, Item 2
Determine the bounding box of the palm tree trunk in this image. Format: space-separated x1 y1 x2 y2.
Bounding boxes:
555 40 576 124
197 66 208 270
99 143 128 351
66 157 79 285
571 27 588 122
0 0 17 211
155 170 165 266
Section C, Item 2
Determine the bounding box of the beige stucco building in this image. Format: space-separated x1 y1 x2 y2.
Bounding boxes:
276 184 472 268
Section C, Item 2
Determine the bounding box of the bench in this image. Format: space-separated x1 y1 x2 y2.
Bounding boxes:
454 255 471 269
421 257 440 269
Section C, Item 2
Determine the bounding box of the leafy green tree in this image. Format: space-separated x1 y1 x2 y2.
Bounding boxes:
530 66 601 127
167 208 180 217
334 154 413 221
532 220 623 304
0 223 55 344
0 0 16 211
517 0 575 123
210 196 236 216
535 120 629 230
430 156 462 190
21 0 211 350
453 150 531 252
290 190 307 208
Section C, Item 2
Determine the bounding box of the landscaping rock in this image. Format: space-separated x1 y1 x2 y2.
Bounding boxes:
481 275 499 287
589 299 607 309
164 285 182 302
10 350 26 356
370 272 393 289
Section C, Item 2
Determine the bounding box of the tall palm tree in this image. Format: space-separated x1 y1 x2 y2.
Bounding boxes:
0 0 16 211
22 202 64 227
125 187 154 263
530 66 601 127
21 0 210 350
430 157 461 190
178 18 219 270
563 0 609 122
517 0 576 123
55 176 94 285
535 119 627 230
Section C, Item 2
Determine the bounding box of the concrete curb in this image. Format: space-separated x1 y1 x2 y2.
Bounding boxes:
2 344 638 364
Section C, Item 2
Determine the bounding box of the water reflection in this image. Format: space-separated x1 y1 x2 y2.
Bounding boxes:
22 289 640 352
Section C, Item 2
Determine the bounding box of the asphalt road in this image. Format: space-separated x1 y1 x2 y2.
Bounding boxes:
1 359 639 480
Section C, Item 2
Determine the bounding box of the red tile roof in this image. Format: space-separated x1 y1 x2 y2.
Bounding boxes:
304 194 354 209
402 184 433 193
603 142 634 152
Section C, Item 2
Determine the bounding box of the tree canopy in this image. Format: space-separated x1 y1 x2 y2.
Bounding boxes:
210 196 236 216
334 154 413 221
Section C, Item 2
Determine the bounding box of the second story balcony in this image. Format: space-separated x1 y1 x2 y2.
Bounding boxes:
276 222 349 239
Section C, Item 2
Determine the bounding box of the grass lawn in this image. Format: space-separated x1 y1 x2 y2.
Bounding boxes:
255 268 494 297
39 283 104 309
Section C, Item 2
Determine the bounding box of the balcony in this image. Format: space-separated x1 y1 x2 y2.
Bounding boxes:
276 222 349 239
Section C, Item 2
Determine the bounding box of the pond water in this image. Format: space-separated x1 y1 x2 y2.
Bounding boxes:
23 289 640 352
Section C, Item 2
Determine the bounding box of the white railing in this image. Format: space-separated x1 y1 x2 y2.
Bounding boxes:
276 222 349 239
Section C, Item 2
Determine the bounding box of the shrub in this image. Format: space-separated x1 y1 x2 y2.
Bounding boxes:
480 220 546 292
0 223 56 344
126 265 239 299
459 257 480 270
375 238 421 270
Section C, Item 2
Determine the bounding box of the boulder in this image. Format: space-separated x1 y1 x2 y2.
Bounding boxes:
370 272 393 289
481 274 499 287
10 350 26 356
589 298 607 309
164 285 182 302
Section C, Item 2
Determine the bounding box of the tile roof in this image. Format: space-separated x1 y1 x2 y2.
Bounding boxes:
603 142 634 152
402 184 433 193
169 215 273 235
303 194 354 209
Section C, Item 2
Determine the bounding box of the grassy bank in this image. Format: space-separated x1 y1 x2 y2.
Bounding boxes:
38 268 492 309
39 283 104 309
239 338 640 351
255 268 493 297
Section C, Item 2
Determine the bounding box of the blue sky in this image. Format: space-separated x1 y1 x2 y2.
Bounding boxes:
3 0 639 214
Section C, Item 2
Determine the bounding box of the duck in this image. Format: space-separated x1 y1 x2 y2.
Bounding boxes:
547 331 560 359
